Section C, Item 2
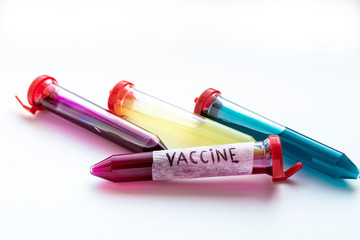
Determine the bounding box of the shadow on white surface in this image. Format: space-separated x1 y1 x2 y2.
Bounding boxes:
295 163 355 192
94 177 281 200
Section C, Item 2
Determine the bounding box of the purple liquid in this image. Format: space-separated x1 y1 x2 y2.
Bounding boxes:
38 86 166 152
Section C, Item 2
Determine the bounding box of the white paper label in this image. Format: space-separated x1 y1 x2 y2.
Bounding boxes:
152 142 254 180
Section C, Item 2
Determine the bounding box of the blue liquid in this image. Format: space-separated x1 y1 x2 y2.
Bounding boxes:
280 128 358 179
203 98 359 179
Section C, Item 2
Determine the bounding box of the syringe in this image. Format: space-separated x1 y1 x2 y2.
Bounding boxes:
16 75 167 152
91 135 302 182
107 81 255 149
194 88 359 179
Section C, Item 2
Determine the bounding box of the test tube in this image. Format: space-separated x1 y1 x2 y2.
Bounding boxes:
107 81 255 149
194 89 359 179
16 75 167 152
91 135 302 182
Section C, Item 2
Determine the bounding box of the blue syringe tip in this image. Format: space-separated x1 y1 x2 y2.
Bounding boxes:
334 154 360 179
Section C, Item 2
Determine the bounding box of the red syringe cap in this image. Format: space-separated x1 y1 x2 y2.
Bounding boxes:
268 135 303 182
15 75 58 115
108 80 134 115
108 81 135 115
194 88 221 115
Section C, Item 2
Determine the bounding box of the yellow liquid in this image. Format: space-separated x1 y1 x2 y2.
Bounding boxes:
115 100 255 149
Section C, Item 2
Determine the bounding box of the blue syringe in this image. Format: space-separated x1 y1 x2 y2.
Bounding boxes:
194 89 359 179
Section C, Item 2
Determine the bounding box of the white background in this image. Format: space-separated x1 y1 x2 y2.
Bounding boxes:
1 0 360 239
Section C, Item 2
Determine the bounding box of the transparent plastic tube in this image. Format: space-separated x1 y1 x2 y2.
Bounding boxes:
194 89 359 179
16 75 166 152
91 136 302 182
107 81 255 149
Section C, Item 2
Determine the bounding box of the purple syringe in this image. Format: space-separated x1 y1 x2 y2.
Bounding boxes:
16 75 167 152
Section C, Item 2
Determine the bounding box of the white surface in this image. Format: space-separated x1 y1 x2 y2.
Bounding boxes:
1 0 360 239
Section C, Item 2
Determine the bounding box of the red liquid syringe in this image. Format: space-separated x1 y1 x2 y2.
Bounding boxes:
16 75 167 152
91 135 302 182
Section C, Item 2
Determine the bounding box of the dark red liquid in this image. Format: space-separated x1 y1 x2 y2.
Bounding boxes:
91 151 273 183
38 86 166 152
92 152 153 182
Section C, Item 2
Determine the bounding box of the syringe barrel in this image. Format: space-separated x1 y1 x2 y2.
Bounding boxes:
18 75 166 152
194 90 285 139
107 81 255 149
194 89 359 179
91 136 302 182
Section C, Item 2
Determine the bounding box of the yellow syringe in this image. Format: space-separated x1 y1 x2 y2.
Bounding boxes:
108 81 255 149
